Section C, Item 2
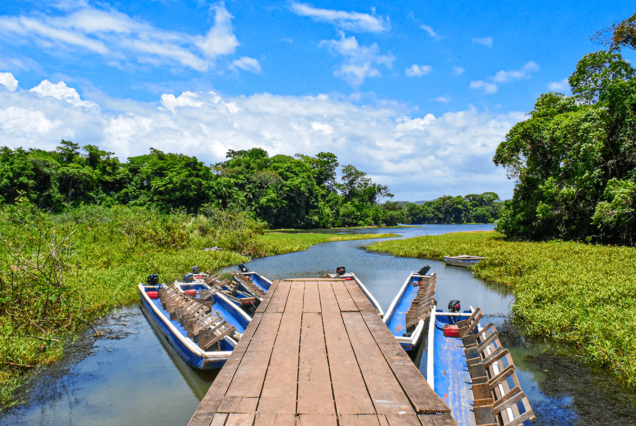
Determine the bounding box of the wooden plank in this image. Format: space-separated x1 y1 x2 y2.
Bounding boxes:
255 280 281 314
417 413 457 426
253 414 296 426
343 281 379 314
302 282 321 313
339 415 382 426
331 282 360 312
189 313 266 426
226 313 283 398
341 312 414 415
211 414 228 426
358 307 451 415
297 415 338 426
225 413 256 426
257 284 304 414
218 397 260 414
385 414 420 426
297 312 335 415
266 281 292 313
318 282 375 415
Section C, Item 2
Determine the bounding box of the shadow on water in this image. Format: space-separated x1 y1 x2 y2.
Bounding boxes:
3 224 636 425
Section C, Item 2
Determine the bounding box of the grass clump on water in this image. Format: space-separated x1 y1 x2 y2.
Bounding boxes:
258 232 399 256
0 203 393 410
369 231 636 388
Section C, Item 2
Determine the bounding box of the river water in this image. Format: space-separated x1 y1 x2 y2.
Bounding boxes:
2 225 635 425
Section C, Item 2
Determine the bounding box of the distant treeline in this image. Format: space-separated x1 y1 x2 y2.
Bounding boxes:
0 142 500 227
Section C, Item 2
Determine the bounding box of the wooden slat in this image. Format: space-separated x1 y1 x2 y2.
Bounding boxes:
342 312 414 415
339 415 382 426
297 312 335 415
225 413 256 426
226 313 283 398
318 282 375 415
266 281 292 313
210 414 228 426
417 413 458 425
302 282 321 313
343 281 378 314
257 283 304 414
218 398 259 414
297 415 338 426
255 280 281 314
331 282 360 312
253 414 296 426
385 414 420 426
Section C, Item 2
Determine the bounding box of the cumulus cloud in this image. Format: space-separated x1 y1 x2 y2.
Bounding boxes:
473 37 493 48
0 2 240 72
0 72 18 91
231 57 262 73
435 96 451 103
420 25 442 41
548 78 570 92
320 33 394 87
0 78 521 199
453 66 465 76
471 61 540 94
405 64 432 77
289 2 390 33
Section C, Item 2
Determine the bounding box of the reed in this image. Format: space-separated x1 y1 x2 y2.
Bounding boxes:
369 231 636 388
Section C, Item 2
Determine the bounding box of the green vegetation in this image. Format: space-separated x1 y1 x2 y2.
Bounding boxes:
403 192 502 224
0 200 392 410
494 14 636 245
370 231 636 388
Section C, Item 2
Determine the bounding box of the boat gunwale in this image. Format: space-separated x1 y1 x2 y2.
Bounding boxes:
383 271 427 348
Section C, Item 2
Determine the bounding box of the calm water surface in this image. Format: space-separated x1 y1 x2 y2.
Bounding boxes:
3 225 635 426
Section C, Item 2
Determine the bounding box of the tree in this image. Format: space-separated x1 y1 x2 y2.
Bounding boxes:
592 13 636 52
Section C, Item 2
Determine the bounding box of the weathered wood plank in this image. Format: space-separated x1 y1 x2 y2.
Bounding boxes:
332 282 360 312
341 312 414 415
318 282 375 415
339 415 382 426
257 284 304 414
255 280 281 314
267 281 292 313
253 414 296 426
343 281 380 314
297 312 335 415
302 282 321 313
297 414 338 426
210 414 228 426
384 414 420 426
226 313 283 398
225 413 256 426
218 397 260 414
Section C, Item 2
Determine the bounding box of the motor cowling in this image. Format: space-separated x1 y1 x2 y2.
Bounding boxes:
146 274 159 285
448 299 461 313
192 266 199 274
336 266 346 275
184 274 194 283
238 263 249 273
418 265 431 275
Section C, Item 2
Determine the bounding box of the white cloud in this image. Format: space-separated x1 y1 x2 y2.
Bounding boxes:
548 78 570 92
320 33 394 87
420 25 442 41
0 78 522 199
473 37 493 48
435 96 451 103
405 64 432 77
30 80 96 108
470 61 540 94
0 72 18 91
289 2 390 33
0 3 241 72
453 66 465 76
231 57 262 73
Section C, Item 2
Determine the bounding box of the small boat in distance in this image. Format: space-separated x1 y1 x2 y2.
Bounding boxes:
383 267 436 351
139 276 252 370
443 255 485 268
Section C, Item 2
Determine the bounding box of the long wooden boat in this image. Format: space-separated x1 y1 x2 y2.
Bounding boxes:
427 306 536 425
383 271 435 351
443 255 485 268
138 281 251 370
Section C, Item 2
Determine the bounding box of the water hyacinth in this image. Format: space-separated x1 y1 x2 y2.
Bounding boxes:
369 231 636 388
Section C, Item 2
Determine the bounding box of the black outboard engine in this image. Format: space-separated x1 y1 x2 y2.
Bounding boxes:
336 266 346 276
192 266 199 274
448 300 461 313
418 265 431 276
238 263 249 273
146 274 159 285
184 273 194 283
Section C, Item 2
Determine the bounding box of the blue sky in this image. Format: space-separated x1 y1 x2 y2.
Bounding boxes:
0 0 634 201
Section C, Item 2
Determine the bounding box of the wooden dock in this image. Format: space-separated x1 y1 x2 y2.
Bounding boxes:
189 279 457 426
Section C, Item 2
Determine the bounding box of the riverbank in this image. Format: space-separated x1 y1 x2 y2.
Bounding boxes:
369 231 636 388
0 204 393 411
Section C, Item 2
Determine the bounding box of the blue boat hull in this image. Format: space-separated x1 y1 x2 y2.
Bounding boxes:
384 272 427 351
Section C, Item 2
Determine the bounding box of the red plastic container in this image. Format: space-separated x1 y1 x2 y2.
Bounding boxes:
146 291 159 299
184 289 197 297
444 324 460 337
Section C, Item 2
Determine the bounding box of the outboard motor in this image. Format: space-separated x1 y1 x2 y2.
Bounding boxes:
448 300 461 313
192 266 199 274
418 265 431 276
146 274 159 285
336 266 346 276
184 273 194 283
238 263 249 273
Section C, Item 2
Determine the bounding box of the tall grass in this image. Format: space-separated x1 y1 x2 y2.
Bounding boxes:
258 232 399 256
369 231 636 388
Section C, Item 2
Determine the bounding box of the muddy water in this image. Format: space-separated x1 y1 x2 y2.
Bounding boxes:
2 224 636 425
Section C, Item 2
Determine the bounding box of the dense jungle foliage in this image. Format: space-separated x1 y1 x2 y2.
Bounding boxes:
494 13 636 245
0 143 501 227
370 231 636 388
